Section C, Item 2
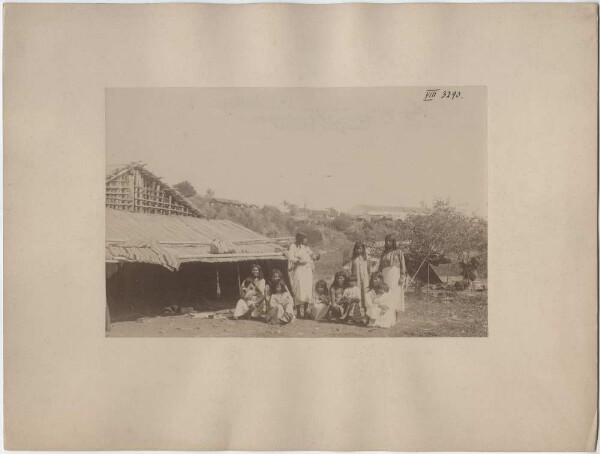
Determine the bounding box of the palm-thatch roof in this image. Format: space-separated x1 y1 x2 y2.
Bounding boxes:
106 163 290 270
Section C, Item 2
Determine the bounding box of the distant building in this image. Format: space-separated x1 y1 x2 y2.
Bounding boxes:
308 208 337 220
291 207 337 222
208 198 258 209
291 212 310 223
349 205 423 221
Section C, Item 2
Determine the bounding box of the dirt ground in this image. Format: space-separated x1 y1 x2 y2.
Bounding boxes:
107 289 487 338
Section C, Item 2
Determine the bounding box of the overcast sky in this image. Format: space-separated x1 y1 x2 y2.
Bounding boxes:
106 87 487 214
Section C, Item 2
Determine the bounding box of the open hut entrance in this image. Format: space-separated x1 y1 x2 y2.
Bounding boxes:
106 259 289 321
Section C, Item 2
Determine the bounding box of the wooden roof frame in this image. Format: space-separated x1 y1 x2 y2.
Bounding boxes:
106 162 204 218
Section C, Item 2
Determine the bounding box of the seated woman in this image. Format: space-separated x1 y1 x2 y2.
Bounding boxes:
233 264 266 320
266 281 295 325
364 271 396 328
329 270 349 321
306 279 331 321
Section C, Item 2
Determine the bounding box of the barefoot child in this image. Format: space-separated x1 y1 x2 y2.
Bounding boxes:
365 272 396 328
266 281 295 326
329 271 349 322
233 278 264 320
264 268 290 305
307 279 331 321
342 275 363 324
344 241 371 308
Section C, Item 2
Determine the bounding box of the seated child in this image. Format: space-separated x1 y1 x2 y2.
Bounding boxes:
266 281 295 326
307 279 331 321
365 278 395 328
329 271 349 322
243 280 261 303
264 269 290 304
342 275 364 323
233 278 264 320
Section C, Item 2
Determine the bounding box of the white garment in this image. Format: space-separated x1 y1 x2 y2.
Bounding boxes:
233 278 266 318
288 244 314 304
381 266 405 312
233 299 253 318
343 256 370 305
365 290 396 328
343 286 361 301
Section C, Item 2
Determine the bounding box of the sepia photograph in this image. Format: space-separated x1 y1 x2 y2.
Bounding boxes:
105 87 487 337
5 3 597 450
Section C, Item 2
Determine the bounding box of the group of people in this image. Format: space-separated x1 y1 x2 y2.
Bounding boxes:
233 233 407 329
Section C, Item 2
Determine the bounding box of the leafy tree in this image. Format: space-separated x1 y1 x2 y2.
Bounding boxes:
205 188 215 199
173 181 197 197
332 213 353 232
188 194 217 218
404 200 487 275
283 200 299 215
345 220 376 243
405 200 462 256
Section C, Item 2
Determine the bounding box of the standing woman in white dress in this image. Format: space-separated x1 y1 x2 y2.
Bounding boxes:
378 234 407 316
344 241 371 310
288 232 320 318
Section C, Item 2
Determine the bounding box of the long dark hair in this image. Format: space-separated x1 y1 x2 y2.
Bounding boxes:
352 241 368 260
330 270 349 290
249 263 264 279
242 277 255 289
383 234 398 253
295 232 307 245
269 268 284 284
268 268 289 294
272 281 286 294
315 279 329 295
368 271 385 291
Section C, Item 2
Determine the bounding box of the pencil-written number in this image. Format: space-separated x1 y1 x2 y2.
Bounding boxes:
423 89 462 101
441 90 461 99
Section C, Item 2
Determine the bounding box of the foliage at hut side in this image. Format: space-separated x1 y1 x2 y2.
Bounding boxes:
188 192 295 238
178 182 487 276
402 200 487 275
173 181 197 198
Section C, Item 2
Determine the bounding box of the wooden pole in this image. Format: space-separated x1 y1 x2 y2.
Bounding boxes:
427 262 430 295
179 252 285 260
105 304 111 332
128 171 135 211
133 169 139 212
406 250 432 288
158 238 291 246
236 262 242 298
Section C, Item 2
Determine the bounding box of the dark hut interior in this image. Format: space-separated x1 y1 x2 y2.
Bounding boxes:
105 163 291 322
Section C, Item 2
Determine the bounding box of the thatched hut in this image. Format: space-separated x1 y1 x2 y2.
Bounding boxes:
106 163 291 320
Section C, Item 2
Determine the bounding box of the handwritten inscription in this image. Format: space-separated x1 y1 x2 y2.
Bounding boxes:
423 89 439 101
423 89 462 102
